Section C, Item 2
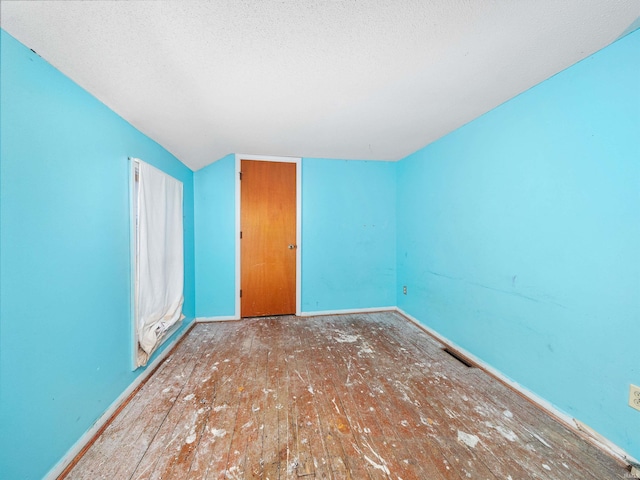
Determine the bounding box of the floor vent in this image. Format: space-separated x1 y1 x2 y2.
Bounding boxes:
442 347 475 368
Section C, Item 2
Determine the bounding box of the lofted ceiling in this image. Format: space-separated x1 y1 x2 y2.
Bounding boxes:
1 1 639 171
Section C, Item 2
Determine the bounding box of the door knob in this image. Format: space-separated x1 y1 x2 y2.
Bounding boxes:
288 244 297 249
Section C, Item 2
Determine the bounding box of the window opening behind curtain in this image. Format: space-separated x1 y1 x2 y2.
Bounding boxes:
131 158 184 368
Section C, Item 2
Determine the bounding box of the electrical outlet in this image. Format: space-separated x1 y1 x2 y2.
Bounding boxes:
629 384 640 412
403 286 407 295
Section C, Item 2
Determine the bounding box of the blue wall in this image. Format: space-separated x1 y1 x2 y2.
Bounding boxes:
193 157 397 318
194 154 237 317
397 29 640 459
302 158 396 312
0 30 196 479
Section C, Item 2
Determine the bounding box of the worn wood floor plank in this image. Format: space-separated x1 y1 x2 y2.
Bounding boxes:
282 328 318 477
297 322 375 479
129 330 218 480
67 328 209 480
149 327 225 480
311 317 455 480
259 319 286 480
376 311 625 479
202 323 259 480
64 313 629 480
181 323 247 479
329 314 498 480
308 318 424 480
359 315 510 478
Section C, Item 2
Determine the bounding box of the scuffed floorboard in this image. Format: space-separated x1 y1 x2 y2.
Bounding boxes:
65 312 629 479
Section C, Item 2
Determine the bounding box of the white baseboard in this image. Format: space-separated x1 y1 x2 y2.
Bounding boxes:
44 321 195 480
395 307 638 466
299 306 396 317
196 315 240 322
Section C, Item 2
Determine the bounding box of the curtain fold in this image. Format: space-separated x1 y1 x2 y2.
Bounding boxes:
135 160 184 367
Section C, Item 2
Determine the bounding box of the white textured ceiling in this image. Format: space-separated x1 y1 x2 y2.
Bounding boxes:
2 1 639 171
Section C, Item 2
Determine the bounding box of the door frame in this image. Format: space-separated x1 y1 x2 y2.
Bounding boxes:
235 154 302 318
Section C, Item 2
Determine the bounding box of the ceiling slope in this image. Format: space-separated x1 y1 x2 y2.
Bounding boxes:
2 1 639 170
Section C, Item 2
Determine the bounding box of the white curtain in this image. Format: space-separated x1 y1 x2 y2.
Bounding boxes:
134 160 184 367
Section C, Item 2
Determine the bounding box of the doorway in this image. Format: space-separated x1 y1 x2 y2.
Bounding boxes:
237 155 301 317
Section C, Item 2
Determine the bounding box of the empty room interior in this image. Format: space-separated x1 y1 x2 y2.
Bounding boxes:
1 2 639 479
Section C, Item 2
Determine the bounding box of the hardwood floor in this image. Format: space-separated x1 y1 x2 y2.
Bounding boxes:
64 312 629 479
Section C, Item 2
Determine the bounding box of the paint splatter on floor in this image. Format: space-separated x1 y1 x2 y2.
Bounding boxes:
64 312 630 480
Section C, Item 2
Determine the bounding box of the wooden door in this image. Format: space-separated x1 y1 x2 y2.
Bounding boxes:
240 160 297 317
